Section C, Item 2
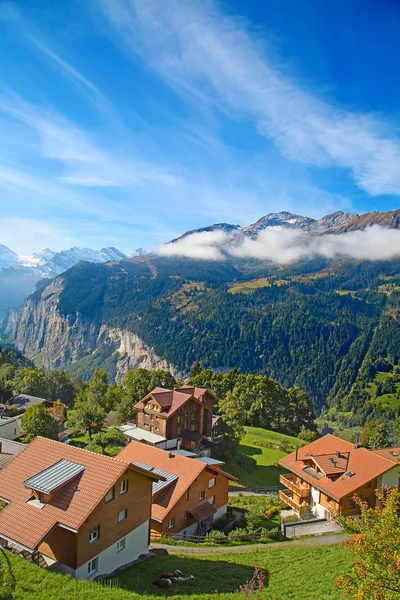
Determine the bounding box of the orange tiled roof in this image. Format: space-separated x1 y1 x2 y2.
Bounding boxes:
118 441 236 522
370 447 400 462
0 437 158 551
280 434 397 501
135 388 200 418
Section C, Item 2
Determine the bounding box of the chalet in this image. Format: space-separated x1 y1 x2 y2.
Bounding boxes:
0 415 22 441
0 437 162 579
120 386 217 455
279 434 400 520
118 441 237 538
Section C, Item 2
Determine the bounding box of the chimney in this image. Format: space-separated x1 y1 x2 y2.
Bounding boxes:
335 450 341 458
168 451 174 459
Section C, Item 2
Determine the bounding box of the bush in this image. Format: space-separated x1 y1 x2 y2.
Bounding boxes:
264 506 280 520
205 530 227 543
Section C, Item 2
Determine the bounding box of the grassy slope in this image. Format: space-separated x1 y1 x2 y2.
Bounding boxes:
1 543 350 600
226 427 304 488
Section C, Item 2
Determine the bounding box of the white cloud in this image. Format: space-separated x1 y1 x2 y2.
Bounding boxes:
155 225 400 263
100 0 400 196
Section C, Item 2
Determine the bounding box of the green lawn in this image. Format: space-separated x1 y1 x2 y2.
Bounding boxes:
1 543 351 600
225 427 304 488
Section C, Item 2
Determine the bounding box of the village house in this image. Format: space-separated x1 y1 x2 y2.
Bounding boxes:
0 437 162 579
119 385 217 455
118 440 237 538
279 433 400 520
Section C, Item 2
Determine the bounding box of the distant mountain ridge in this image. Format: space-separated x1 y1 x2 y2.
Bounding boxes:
172 209 400 242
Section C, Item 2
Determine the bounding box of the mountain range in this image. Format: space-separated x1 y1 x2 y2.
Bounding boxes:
172 209 400 241
1 208 400 428
0 245 146 309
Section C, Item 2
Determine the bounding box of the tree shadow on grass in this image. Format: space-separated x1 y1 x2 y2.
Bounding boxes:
239 445 262 457
112 554 268 597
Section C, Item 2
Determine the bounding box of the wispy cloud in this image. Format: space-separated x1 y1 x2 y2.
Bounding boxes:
99 0 400 196
156 226 400 263
0 93 179 188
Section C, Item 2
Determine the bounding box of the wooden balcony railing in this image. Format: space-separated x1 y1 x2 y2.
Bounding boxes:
279 489 309 513
280 474 310 498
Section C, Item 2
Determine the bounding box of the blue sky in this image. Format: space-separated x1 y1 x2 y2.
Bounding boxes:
1 0 400 254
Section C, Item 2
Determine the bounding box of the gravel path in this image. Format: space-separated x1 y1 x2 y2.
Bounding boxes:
150 533 348 555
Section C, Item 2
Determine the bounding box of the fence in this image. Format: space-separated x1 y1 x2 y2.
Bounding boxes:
150 529 281 545
229 485 281 495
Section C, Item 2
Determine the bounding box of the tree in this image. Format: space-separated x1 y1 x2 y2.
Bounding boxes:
122 369 152 404
71 400 106 440
297 425 318 442
87 369 109 409
13 367 50 398
214 388 245 460
20 404 59 442
189 361 203 379
46 370 79 406
359 421 390 449
150 369 176 391
336 487 400 599
92 427 126 454
116 393 136 424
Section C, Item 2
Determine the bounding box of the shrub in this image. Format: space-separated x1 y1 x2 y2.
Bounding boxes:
264 506 280 520
205 530 227 543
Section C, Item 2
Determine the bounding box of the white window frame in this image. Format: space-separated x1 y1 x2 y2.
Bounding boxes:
168 518 175 529
199 490 205 501
89 526 99 544
120 479 128 495
209 477 216 488
88 556 98 575
208 495 215 505
185 489 190 500
118 508 127 522
116 537 126 553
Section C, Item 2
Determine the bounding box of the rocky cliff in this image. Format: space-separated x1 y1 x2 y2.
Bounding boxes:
5 277 175 381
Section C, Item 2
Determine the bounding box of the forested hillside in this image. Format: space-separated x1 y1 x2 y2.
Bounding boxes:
3 254 400 424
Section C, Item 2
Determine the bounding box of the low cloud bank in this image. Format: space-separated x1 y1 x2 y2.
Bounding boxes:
155 226 400 263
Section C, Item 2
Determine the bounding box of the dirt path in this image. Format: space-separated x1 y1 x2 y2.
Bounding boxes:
150 533 348 555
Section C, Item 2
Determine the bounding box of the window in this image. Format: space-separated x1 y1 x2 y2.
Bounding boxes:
105 487 115 503
199 490 205 501
191 424 196 431
209 477 216 488
208 496 215 505
168 518 175 529
184 511 189 520
192 414 196 420
177 416 181 424
116 537 126 553
89 526 99 544
185 489 190 500
120 479 128 495
144 423 149 428
184 421 189 428
348 498 356 509
118 509 127 522
192 402 196 409
365 482 371 489
88 557 98 575
155 427 159 432
177 426 181 434
150 414 154 420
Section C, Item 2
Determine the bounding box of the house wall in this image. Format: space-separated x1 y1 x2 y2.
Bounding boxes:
378 466 400 490
154 468 229 536
339 479 378 516
137 409 167 437
75 468 152 570
38 526 77 568
75 520 149 579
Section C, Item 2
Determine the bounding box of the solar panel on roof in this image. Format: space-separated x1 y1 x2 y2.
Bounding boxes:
131 460 178 494
23 459 86 494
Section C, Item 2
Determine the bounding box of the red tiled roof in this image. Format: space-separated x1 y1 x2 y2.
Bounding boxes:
135 388 200 418
176 386 219 401
370 447 400 462
280 434 397 501
118 441 236 522
0 437 158 551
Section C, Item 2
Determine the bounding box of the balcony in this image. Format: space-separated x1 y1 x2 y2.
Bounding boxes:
280 473 310 498
279 489 309 513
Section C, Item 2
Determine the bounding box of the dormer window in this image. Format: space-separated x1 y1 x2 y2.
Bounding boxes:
23 459 86 505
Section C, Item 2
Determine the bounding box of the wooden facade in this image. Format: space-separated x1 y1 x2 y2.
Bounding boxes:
38 468 153 571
